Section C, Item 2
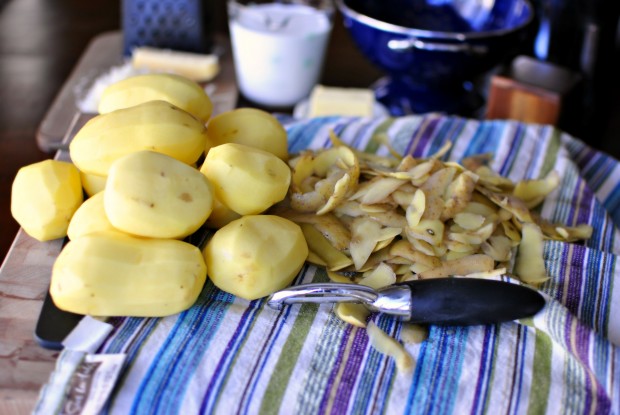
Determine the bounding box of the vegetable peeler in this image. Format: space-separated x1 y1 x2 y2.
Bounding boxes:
267 278 546 326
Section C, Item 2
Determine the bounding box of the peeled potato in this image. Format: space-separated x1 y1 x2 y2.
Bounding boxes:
105 150 213 239
70 100 208 176
206 108 288 161
205 195 242 229
203 215 308 300
200 143 291 215
67 192 122 240
51 232 206 317
11 160 83 241
98 73 213 122
80 170 107 197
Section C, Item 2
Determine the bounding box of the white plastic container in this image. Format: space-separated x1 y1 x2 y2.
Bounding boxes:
228 1 333 107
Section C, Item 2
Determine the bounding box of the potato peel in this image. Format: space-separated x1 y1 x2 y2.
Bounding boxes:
400 324 429 344
281 135 592 287
367 322 414 373
514 223 549 286
335 303 370 327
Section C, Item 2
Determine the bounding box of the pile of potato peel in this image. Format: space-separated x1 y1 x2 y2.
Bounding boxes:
275 131 593 289
270 132 593 367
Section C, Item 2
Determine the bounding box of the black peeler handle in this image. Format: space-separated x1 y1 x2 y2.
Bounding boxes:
399 278 546 326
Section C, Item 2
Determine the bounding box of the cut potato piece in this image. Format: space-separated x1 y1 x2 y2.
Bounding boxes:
105 151 213 239
204 215 308 300
11 160 83 241
201 143 291 215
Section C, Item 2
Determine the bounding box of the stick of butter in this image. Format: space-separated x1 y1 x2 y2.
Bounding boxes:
132 47 220 82
308 85 375 117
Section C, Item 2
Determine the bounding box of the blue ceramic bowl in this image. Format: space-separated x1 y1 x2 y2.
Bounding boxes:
337 0 534 114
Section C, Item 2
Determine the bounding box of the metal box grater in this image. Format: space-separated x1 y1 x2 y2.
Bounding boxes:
122 0 214 55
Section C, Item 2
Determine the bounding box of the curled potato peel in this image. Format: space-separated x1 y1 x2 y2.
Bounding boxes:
279 135 592 290
290 146 360 215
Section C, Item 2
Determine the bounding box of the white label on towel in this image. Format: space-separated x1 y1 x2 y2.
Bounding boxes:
34 350 126 415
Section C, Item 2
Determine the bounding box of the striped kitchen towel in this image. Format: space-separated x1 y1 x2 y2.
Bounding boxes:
94 114 619 414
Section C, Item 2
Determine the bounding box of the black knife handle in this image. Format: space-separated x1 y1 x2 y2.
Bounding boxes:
400 278 545 326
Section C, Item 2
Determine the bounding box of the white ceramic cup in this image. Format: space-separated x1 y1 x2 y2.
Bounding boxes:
228 0 333 107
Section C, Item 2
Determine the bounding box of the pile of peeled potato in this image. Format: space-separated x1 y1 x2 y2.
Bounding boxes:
12 73 307 317
11 73 593 320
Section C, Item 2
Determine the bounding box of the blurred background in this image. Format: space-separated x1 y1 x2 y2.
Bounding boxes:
0 0 619 262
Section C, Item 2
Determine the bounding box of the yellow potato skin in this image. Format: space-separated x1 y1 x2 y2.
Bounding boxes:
67 192 123 240
11 160 83 241
50 233 207 317
204 215 308 300
200 143 291 215
70 100 207 176
105 151 214 239
206 108 288 161
98 73 213 122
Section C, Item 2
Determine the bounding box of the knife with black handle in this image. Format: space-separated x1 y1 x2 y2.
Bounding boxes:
267 278 545 326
